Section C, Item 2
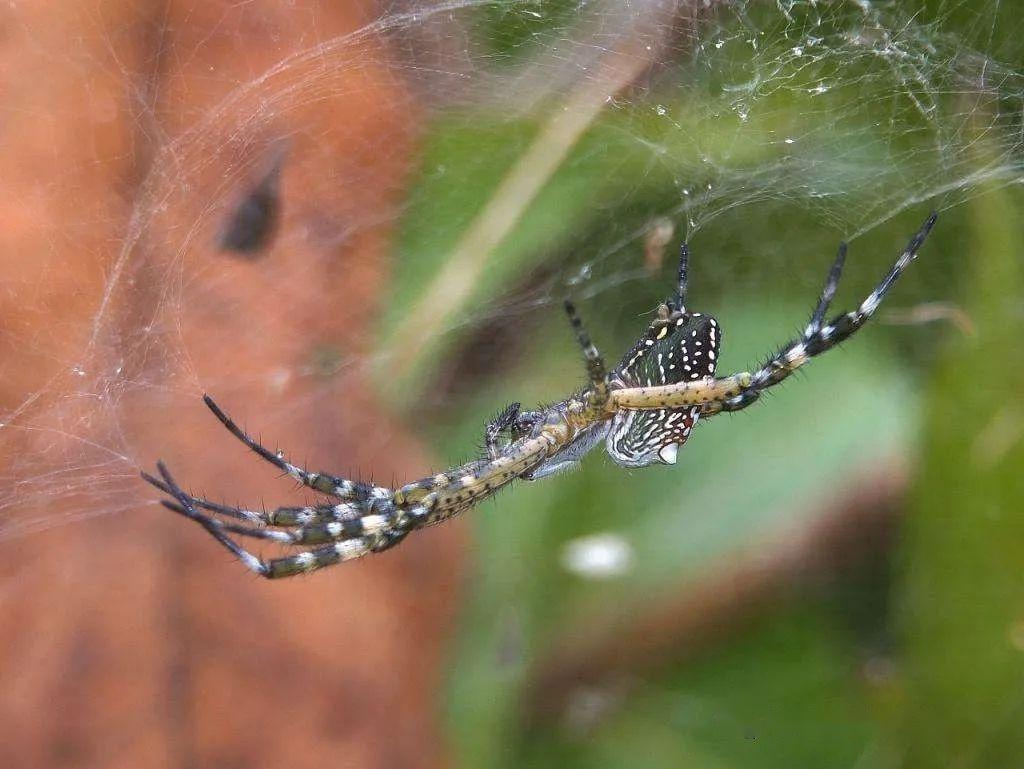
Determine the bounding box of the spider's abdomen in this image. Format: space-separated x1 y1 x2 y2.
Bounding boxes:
606 312 720 467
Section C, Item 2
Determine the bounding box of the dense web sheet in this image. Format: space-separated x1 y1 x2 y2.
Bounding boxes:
0 0 1020 541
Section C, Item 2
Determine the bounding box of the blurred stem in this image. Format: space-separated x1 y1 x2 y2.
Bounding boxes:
894 181 1024 765
380 37 653 403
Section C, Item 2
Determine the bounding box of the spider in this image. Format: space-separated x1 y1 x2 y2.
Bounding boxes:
144 213 937 579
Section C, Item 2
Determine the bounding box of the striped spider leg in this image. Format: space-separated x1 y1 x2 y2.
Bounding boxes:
606 212 937 418
143 396 563 578
145 461 409 578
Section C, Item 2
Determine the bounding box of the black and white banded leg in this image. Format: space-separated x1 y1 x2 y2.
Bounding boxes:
485 402 522 460
202 394 388 502
144 474 380 526
698 213 937 415
607 213 937 415
144 462 414 578
668 242 689 313
564 299 610 410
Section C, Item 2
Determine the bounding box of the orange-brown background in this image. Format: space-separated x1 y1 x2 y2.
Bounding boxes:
0 3 463 767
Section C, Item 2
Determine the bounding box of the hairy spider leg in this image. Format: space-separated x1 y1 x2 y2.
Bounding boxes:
806 242 847 337
153 434 547 577
202 394 388 502
398 432 554 525
147 462 414 578
144 473 399 543
609 212 937 415
672 242 689 312
695 243 845 416
146 422 556 577
146 462 267 576
159 496 398 546
144 474 376 526
689 241 847 417
563 299 609 410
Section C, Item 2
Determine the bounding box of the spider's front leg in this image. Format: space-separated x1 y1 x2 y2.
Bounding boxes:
201 394 387 502
142 396 417 578
608 213 937 416
145 408 560 578
144 462 411 578
143 395 391 530
145 473 384 526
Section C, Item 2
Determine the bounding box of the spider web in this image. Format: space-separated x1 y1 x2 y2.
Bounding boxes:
0 0 1019 544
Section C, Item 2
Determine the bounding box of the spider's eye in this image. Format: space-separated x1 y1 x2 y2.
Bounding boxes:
606 313 721 468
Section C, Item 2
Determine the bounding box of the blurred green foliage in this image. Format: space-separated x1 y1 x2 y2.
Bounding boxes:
380 2 1023 767
896 185 1024 766
439 302 914 769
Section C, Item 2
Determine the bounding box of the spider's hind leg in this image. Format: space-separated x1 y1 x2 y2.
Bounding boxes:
563 300 609 410
705 242 847 416
202 394 384 502
145 462 394 579
143 473 376 526
702 212 937 416
145 462 271 576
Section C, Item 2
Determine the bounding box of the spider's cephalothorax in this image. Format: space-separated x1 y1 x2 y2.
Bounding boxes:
144 213 937 578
